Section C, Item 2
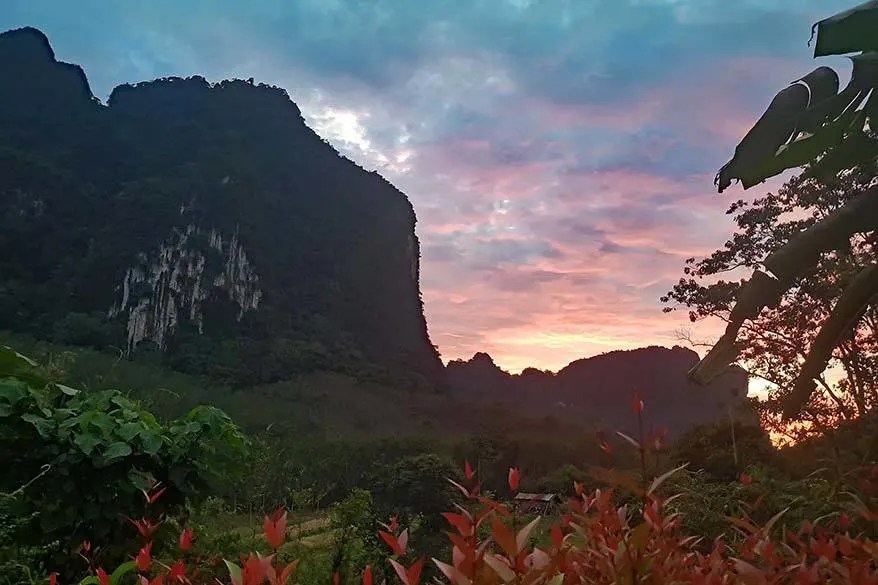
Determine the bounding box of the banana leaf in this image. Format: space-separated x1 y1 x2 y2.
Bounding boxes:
813 0 878 57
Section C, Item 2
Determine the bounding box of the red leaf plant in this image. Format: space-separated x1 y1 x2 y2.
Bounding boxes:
47 398 878 585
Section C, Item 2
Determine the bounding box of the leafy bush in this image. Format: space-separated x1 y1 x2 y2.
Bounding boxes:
671 420 777 481
0 345 247 578
49 393 878 585
56 455 878 585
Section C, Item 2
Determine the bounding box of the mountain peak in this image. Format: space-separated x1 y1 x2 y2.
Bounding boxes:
447 344 751 437
0 26 55 61
0 26 441 387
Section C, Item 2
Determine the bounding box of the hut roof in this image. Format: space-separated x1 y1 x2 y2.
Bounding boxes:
513 492 557 502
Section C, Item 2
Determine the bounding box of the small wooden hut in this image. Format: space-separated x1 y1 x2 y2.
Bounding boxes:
513 492 559 515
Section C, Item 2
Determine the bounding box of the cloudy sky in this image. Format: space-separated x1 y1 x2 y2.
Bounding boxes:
2 0 854 373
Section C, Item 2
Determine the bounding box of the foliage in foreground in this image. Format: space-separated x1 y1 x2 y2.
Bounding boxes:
47 397 878 585
49 460 878 585
0 346 248 580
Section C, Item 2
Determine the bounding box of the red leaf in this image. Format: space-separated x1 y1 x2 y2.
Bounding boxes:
96 568 110 585
464 461 474 481
273 560 299 585
379 530 403 556
178 527 194 551
441 512 472 537
397 528 409 556
168 560 187 583
508 467 520 492
136 541 153 571
406 558 425 585
128 517 164 540
632 394 644 415
390 559 410 585
49 573 57 585
739 473 752 486
362 565 373 585
550 524 564 549
263 509 287 549
491 516 518 558
144 486 167 505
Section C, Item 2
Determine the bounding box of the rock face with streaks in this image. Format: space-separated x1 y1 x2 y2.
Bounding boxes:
0 26 443 386
109 225 263 353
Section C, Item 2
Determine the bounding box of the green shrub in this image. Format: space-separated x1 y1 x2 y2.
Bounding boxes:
0 345 248 578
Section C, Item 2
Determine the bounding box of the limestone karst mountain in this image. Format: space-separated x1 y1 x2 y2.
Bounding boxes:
446 346 752 437
0 26 442 387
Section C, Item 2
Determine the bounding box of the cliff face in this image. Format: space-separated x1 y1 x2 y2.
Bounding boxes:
0 27 442 386
447 346 752 437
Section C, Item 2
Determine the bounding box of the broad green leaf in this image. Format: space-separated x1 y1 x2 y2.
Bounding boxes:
140 430 163 455
224 559 243 585
110 560 138 584
73 432 102 456
128 469 156 492
21 413 54 439
88 411 116 437
55 383 80 396
102 441 133 463
117 422 143 441
0 345 37 375
0 378 28 408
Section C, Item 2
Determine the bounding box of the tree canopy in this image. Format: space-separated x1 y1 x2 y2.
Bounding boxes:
663 1 878 433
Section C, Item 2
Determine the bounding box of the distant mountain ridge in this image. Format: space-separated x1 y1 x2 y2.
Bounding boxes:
0 26 442 386
447 346 751 437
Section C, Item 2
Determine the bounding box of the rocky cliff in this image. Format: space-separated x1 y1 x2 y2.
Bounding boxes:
0 27 442 386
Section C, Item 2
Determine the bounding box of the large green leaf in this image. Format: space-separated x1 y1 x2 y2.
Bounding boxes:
102 441 134 463
0 377 29 414
140 430 164 455
73 432 103 456
813 1 878 57
739 102 868 188
21 413 54 439
0 345 37 376
116 421 143 441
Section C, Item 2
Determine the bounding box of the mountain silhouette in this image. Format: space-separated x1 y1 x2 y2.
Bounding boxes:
447 346 751 437
0 27 442 387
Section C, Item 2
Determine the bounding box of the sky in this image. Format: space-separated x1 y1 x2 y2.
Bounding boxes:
1 0 856 374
